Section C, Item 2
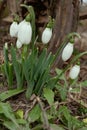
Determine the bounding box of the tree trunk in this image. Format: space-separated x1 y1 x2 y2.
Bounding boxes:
48 0 79 67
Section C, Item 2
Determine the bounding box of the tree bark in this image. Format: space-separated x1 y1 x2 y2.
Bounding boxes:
48 0 79 67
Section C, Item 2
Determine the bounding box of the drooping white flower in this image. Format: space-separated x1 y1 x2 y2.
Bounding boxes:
18 20 32 45
62 42 74 61
16 39 22 49
69 65 80 79
42 27 52 44
10 21 18 37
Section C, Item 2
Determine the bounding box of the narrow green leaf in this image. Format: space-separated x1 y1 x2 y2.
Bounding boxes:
25 82 34 99
11 45 23 89
34 48 47 80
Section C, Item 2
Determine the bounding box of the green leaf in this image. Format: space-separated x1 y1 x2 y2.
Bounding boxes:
56 84 67 101
0 89 25 101
3 121 18 130
34 52 53 94
57 106 84 130
3 45 13 88
43 88 54 105
79 127 87 130
69 87 80 93
0 102 19 128
50 124 65 130
11 45 23 89
25 82 34 99
28 104 41 122
80 80 87 87
16 109 24 119
34 48 47 81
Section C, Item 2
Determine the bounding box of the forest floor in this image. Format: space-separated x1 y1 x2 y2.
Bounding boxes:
0 4 87 130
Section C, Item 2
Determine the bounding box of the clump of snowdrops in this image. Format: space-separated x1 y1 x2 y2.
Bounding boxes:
2 4 87 99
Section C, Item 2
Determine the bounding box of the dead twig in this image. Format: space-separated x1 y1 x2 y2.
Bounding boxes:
36 96 53 130
69 93 87 109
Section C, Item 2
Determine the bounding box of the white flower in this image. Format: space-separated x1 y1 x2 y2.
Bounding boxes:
18 21 32 45
62 42 74 61
5 42 8 50
18 20 25 31
16 40 22 49
42 27 52 44
69 65 80 79
10 21 18 37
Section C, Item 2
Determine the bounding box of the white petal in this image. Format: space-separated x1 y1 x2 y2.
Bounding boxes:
16 40 22 48
18 21 32 44
62 42 74 61
69 65 80 79
10 22 18 37
18 20 25 31
42 28 52 44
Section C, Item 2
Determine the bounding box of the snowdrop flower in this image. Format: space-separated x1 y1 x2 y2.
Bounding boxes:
18 20 32 45
16 39 22 49
69 65 80 79
5 42 8 50
42 27 52 44
62 42 74 61
10 21 18 37
18 20 25 31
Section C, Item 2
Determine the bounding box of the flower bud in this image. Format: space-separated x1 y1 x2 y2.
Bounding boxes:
18 21 32 45
42 27 52 44
10 21 18 37
16 40 22 49
69 65 80 79
5 42 8 50
62 42 74 61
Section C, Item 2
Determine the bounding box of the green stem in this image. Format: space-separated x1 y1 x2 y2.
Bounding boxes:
51 32 81 64
22 44 29 59
55 51 87 83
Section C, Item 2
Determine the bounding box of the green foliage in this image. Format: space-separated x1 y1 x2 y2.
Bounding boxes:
22 48 54 99
80 80 87 87
0 102 20 129
11 45 24 89
0 102 31 130
57 106 85 130
50 124 65 130
0 89 25 101
43 88 54 105
3 45 13 88
28 104 41 123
